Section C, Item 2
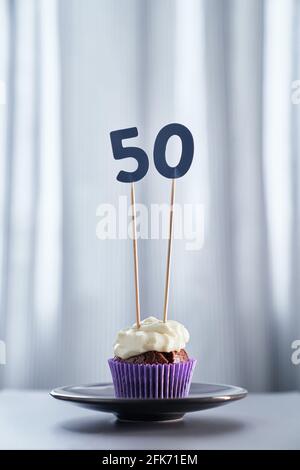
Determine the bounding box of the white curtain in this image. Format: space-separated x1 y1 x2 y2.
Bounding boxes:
0 0 299 391
0 0 61 388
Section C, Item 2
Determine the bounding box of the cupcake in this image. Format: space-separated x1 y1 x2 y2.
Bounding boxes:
108 316 196 399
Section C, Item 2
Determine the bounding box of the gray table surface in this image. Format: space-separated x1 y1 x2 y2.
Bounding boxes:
0 389 299 450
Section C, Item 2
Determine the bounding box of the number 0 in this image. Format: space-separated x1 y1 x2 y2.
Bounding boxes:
153 123 194 179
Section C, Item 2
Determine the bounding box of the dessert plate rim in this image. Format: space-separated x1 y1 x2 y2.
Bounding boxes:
50 382 247 421
50 381 248 403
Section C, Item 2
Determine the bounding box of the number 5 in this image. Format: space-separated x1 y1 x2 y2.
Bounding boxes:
110 127 149 183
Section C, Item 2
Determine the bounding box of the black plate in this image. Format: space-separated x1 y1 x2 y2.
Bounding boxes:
50 382 247 422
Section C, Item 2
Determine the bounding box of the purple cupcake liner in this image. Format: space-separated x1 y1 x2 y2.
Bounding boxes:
108 358 196 399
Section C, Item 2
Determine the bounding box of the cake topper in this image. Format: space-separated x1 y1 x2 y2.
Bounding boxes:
110 123 194 326
130 182 141 328
163 178 176 323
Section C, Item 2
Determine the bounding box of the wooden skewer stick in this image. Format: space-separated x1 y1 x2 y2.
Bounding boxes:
163 179 176 323
131 182 141 328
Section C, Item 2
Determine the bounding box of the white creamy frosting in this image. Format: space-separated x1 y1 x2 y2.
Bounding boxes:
114 316 190 359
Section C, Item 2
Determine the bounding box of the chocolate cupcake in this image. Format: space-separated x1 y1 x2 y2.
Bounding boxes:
108 316 196 398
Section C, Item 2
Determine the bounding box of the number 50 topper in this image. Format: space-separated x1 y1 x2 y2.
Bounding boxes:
109 123 194 327
110 123 194 182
